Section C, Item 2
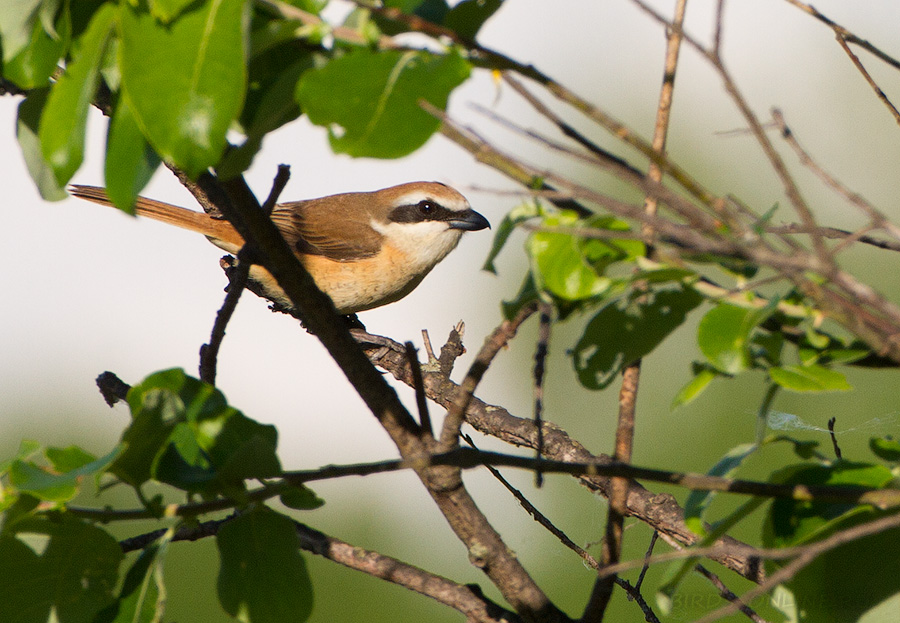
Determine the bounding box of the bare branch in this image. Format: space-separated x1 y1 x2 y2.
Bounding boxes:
771 109 900 243
122 516 520 623
783 0 900 71
834 35 900 125
629 0 832 268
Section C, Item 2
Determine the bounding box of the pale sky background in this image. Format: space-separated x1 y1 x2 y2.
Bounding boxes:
2 1 900 621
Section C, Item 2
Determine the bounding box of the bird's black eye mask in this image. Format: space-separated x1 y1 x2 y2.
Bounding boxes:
388 199 461 224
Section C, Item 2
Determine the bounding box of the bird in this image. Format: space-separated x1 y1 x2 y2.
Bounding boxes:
69 182 490 315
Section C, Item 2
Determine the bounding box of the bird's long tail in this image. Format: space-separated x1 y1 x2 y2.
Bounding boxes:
68 185 244 251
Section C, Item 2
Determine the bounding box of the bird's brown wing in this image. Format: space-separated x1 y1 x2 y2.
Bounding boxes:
270 195 383 262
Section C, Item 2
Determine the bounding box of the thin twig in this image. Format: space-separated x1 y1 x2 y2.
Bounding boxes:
462 435 596 563
421 329 437 363
634 531 658 594
834 35 900 125
406 341 434 441
532 303 552 486
771 109 900 243
766 223 900 253
66 445 900 525
695 564 769 623
472 96 642 177
783 0 900 71
500 75 728 232
199 165 291 384
828 417 842 460
584 360 641 621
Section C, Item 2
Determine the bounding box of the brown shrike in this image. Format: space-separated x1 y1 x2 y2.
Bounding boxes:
69 182 489 314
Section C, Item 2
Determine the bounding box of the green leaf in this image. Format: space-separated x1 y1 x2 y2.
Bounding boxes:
0 0 44 62
763 462 900 622
119 0 249 177
799 335 872 367
482 201 540 274
631 260 694 284
218 43 313 177
217 508 314 623
112 387 182 489
153 422 216 490
684 443 758 536
671 364 719 409
528 230 609 301
444 0 502 40
280 485 325 510
768 364 851 392
382 0 449 24
0 494 40 531
526 213 644 303
44 444 96 472
832 339 877 364
149 0 197 23
114 369 280 494
104 94 161 214
15 439 43 462
17 87 68 200
0 516 122 623
572 288 703 390
39 2 115 185
296 47 470 158
8 446 119 503
0 534 46 623
767 461 894 547
768 435 823 461
751 330 784 366
778 522 900 622
870 437 900 463
697 303 771 375
94 529 172 623
2 4 70 89
501 274 539 320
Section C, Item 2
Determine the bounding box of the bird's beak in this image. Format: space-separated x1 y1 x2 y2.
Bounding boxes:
449 209 490 231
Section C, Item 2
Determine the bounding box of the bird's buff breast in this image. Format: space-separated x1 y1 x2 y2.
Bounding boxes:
246 243 438 315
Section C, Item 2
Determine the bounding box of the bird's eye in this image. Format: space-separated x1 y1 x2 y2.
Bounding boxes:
417 200 437 214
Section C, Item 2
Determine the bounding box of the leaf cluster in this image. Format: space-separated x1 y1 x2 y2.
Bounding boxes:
2 0 490 206
0 369 322 623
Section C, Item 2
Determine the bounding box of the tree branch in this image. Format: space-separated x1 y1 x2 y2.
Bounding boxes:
121 516 520 623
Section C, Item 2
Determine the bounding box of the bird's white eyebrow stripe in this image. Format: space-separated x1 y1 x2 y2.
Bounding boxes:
391 192 469 211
